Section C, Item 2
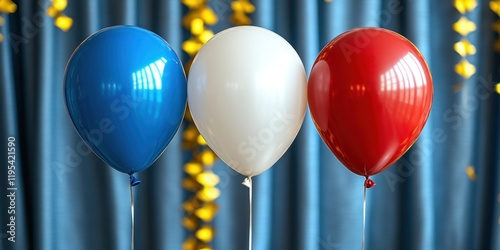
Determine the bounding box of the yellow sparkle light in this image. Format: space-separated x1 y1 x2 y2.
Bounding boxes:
495 83 500 94
182 13 196 28
492 20 500 33
182 39 203 56
196 226 215 242
185 162 203 175
197 134 207 145
453 16 477 36
183 125 199 141
494 40 500 53
0 34 3 42
55 15 73 32
455 59 476 79
0 16 3 25
491 0 500 17
183 177 202 191
465 165 477 181
183 216 200 231
201 150 216 166
200 7 218 25
183 199 198 213
230 13 252 26
182 0 205 9
199 30 214 44
0 0 17 13
190 18 204 35
182 236 198 250
51 0 67 11
197 186 220 202
232 1 255 13
454 39 476 57
196 171 220 186
195 202 219 222
454 0 477 14
46 6 58 17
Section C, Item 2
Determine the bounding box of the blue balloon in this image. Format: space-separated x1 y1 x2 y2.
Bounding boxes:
64 26 187 180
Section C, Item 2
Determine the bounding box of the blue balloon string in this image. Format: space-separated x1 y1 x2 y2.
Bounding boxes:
130 174 141 186
129 180 135 250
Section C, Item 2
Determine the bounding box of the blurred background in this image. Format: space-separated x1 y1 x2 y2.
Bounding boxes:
1 0 500 249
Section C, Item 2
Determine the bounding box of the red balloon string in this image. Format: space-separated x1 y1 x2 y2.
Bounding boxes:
362 176 374 249
362 182 367 250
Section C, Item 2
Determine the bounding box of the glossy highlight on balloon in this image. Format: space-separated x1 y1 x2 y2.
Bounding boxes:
308 27 433 178
64 26 187 175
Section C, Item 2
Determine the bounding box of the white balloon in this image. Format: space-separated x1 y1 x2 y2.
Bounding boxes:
188 26 307 177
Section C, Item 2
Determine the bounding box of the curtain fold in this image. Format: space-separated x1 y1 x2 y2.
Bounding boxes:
1 0 499 249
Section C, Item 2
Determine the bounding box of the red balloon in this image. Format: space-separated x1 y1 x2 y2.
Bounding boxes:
308 28 433 182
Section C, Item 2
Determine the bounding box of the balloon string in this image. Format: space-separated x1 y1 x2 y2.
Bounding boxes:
242 177 253 250
129 175 138 250
362 183 367 250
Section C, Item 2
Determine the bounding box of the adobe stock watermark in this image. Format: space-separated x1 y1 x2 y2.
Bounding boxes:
383 74 497 191
210 0 232 22
213 166 238 189
204 109 298 189
318 235 342 249
6 137 17 243
237 109 297 162
340 0 403 63
53 94 145 182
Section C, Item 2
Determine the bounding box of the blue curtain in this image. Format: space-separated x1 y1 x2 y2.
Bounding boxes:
1 0 499 249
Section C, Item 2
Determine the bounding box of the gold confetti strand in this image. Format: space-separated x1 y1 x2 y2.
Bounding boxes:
181 120 220 250
46 0 72 31
491 1 500 96
230 0 254 26
491 0 500 18
181 1 219 249
453 0 477 89
492 19 500 53
0 0 17 42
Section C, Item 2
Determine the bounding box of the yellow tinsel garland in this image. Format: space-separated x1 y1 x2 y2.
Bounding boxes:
0 0 16 42
46 0 72 31
230 0 254 26
453 0 477 81
181 1 219 249
491 0 500 94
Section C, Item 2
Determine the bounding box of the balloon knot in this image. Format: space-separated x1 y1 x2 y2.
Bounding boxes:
242 177 252 188
364 177 375 188
130 174 141 187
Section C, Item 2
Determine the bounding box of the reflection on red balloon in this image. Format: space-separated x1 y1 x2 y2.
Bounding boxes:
308 28 433 184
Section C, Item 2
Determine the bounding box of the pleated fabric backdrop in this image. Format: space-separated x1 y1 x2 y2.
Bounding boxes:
1 0 499 249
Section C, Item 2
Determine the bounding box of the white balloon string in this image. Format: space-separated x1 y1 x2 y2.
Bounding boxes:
362 184 367 250
130 182 135 250
242 177 253 250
